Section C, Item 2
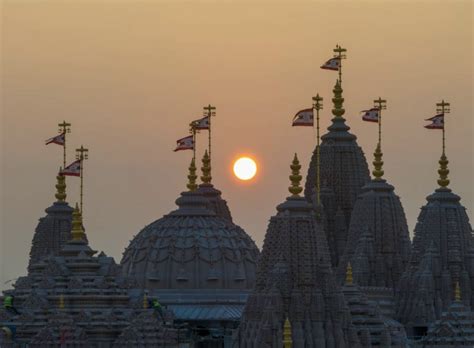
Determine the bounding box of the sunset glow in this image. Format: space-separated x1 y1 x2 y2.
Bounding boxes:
233 157 257 181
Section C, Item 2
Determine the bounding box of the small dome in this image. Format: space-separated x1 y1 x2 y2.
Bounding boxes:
120 190 259 290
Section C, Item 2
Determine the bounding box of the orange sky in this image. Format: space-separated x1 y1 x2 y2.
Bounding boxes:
1 0 472 290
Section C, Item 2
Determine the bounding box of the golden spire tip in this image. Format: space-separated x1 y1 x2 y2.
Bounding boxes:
55 168 67 202
200 150 212 184
71 203 86 241
143 292 149 309
372 143 384 180
283 316 292 348
455 281 461 302
59 294 65 309
187 158 198 192
437 153 450 188
346 262 353 285
289 153 302 196
332 80 345 119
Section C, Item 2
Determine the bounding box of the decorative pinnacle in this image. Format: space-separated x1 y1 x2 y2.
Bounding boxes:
201 150 212 184
71 203 86 241
55 169 67 202
59 294 65 309
312 93 323 111
437 153 450 188
283 317 292 348
187 158 198 192
289 154 302 196
332 80 345 118
143 292 149 309
372 143 384 180
346 262 353 285
454 281 461 302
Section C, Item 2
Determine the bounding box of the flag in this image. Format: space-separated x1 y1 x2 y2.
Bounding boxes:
61 160 81 177
174 135 194 151
191 116 210 130
45 132 65 145
292 108 314 127
361 108 380 123
320 57 341 71
425 114 444 129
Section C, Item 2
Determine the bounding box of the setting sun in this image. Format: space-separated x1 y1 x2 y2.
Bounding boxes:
233 157 257 181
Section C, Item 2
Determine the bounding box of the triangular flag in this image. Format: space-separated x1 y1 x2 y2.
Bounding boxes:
174 135 194 152
425 114 444 129
292 108 314 127
45 132 65 146
61 160 81 177
320 57 340 71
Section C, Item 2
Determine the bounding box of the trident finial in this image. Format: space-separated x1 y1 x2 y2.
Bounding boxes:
289 154 302 196
187 158 198 192
201 150 212 184
283 316 292 348
71 203 86 241
454 281 461 302
332 80 345 119
346 262 353 285
55 169 67 202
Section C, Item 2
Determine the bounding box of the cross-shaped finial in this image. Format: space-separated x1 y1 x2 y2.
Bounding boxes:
76 145 89 161
373 97 387 110
333 44 347 59
436 99 450 114
312 94 324 111
203 104 216 117
58 120 71 134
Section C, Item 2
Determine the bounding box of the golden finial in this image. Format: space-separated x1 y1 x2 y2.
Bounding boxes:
437 153 450 188
332 80 345 118
200 150 212 184
55 169 67 202
71 203 86 241
59 294 65 309
283 317 292 348
289 154 302 196
372 143 384 180
187 158 198 191
454 281 461 302
346 262 353 285
143 292 148 309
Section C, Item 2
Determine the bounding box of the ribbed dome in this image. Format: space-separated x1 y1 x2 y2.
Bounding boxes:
304 81 370 267
337 179 412 288
120 190 259 290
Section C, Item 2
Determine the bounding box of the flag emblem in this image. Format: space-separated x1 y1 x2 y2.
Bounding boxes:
174 135 194 151
191 116 210 130
320 57 341 71
61 160 81 177
292 108 314 127
45 132 65 146
361 108 380 123
425 114 444 129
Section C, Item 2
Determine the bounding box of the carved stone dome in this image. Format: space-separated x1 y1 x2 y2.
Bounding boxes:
120 190 259 290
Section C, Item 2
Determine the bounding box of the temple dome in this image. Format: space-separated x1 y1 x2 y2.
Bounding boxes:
120 190 259 290
196 183 233 222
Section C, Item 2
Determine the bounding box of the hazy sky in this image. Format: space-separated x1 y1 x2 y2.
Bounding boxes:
1 1 472 291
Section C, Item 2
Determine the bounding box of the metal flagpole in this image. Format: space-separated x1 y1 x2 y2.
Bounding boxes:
76 145 89 214
203 104 216 164
312 94 323 206
189 122 197 162
373 97 387 147
333 45 347 85
58 121 71 169
436 100 450 155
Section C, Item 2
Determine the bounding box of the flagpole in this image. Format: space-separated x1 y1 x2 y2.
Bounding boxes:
76 145 89 214
374 97 387 147
437 100 450 155
333 45 347 86
312 94 323 206
58 121 71 169
189 123 197 162
203 104 216 170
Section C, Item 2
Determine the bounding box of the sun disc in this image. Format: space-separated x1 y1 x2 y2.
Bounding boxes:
233 157 257 181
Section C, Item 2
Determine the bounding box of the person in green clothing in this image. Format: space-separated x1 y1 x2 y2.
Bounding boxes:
152 299 164 321
3 296 19 315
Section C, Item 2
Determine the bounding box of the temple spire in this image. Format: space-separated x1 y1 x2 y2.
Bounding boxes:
283 317 292 348
187 158 198 192
346 262 353 285
71 203 86 241
200 150 212 184
55 169 67 202
372 143 384 180
289 154 302 196
312 93 323 206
